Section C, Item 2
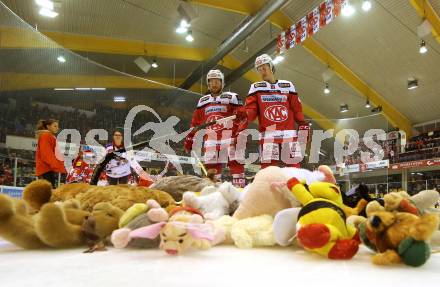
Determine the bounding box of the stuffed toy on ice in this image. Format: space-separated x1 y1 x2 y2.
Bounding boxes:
348 190 440 248
150 175 216 201
359 210 439 266
283 177 361 259
183 182 242 220
111 199 169 249
207 215 277 249
233 165 335 220
0 193 123 249
23 179 176 213
123 206 214 255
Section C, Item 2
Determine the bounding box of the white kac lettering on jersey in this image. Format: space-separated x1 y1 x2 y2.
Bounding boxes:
264 105 289 122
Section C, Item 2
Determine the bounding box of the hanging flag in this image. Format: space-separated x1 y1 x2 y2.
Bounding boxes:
285 26 296 50
276 31 287 54
319 1 328 28
325 0 335 25
307 7 320 36
334 0 345 16
276 0 347 54
295 16 308 44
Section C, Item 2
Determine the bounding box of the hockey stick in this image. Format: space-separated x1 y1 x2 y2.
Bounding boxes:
89 115 236 185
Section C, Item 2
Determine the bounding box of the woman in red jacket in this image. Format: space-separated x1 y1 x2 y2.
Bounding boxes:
35 119 66 188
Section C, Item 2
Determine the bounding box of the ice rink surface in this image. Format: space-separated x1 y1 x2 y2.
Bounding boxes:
1 240 439 287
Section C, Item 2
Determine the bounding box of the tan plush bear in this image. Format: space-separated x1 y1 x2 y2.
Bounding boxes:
22 180 176 213
0 193 123 249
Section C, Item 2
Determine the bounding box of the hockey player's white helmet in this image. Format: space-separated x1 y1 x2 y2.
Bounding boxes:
255 54 274 72
206 69 225 89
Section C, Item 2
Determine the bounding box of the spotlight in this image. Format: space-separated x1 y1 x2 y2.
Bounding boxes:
176 19 190 34
371 106 382 113
35 0 54 10
365 99 371 108
419 40 428 54
186 30 194 42
113 96 126 103
176 25 188 34
39 7 58 18
324 83 330 94
407 78 419 90
152 59 158 68
362 1 372 12
341 2 356 17
57 56 66 63
273 55 284 65
340 104 349 113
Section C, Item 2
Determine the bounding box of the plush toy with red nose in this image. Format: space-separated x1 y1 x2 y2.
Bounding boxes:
125 206 215 255
282 178 361 259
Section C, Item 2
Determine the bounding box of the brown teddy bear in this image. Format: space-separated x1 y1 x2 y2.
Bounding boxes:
23 180 176 212
359 210 439 266
0 193 123 249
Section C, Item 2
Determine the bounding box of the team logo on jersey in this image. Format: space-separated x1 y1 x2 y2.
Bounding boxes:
271 85 276 89
206 115 224 131
220 94 232 99
261 95 287 103
264 105 289 122
278 82 291 88
254 82 267 88
205 105 227 114
200 96 210 103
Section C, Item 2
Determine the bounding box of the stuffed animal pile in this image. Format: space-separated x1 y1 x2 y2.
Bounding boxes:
1 166 439 268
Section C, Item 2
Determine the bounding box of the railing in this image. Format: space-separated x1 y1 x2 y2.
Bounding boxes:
0 154 37 187
364 180 440 196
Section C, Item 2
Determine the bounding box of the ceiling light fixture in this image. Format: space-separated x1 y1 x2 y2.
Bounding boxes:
35 0 54 10
362 1 372 12
340 104 349 113
341 1 356 17
273 55 284 65
365 99 371 108
407 78 419 90
152 59 158 68
39 7 58 18
419 40 428 54
54 88 74 91
113 96 126 103
176 19 190 34
186 30 194 42
57 55 66 63
371 105 383 113
324 83 330 94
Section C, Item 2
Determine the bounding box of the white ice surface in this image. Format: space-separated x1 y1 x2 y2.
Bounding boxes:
1 240 439 287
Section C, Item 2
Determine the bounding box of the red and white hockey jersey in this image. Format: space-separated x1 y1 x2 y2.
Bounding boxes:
245 80 305 144
186 92 243 150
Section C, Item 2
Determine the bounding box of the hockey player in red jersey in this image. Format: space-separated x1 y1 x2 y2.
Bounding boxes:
184 69 246 187
244 54 310 169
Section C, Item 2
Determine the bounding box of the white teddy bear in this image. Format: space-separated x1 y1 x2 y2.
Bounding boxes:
183 182 243 220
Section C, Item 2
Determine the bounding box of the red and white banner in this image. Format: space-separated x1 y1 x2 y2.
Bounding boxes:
276 0 347 54
307 7 320 36
389 159 440 170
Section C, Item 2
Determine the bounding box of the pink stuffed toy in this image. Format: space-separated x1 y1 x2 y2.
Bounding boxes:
126 207 215 255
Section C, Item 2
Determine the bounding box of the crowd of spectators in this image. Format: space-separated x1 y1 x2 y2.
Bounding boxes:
0 102 191 144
